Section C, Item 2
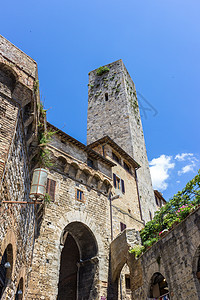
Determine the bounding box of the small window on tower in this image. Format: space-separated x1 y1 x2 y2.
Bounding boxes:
105 93 108 101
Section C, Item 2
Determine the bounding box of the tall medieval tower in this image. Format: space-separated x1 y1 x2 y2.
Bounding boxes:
87 59 157 222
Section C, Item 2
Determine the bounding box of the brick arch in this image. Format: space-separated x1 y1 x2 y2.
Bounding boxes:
57 210 105 258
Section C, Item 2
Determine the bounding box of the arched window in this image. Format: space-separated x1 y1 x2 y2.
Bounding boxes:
56 156 67 172
15 277 23 300
0 244 13 297
149 272 170 299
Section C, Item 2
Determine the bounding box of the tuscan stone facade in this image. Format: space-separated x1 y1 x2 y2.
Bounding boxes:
0 35 200 300
87 60 157 224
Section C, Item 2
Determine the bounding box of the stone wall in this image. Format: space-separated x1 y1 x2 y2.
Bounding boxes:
87 60 157 223
0 35 39 299
27 135 113 299
0 115 35 299
131 207 200 300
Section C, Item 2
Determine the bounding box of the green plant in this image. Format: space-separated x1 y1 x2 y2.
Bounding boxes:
88 84 94 88
129 245 145 258
44 193 51 204
96 66 110 76
34 80 39 93
140 170 200 251
175 204 194 220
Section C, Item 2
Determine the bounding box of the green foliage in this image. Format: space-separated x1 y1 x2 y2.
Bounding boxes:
34 80 39 93
40 102 47 118
129 171 200 257
140 170 200 247
96 66 110 76
44 193 51 204
129 245 145 258
39 130 55 146
37 102 56 168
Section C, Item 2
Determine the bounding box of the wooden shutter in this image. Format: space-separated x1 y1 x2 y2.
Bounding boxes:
121 179 125 194
113 173 116 188
46 178 56 201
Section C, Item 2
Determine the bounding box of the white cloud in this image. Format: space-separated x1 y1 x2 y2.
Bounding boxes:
178 164 195 176
175 153 193 161
176 152 199 176
149 155 175 191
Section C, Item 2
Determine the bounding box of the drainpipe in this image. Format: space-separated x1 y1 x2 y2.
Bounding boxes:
134 169 145 225
109 192 122 300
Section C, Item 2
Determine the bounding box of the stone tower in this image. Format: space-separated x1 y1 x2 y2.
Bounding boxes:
87 59 157 222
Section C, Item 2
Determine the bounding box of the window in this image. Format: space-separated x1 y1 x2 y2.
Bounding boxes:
105 93 108 101
112 152 121 164
155 196 159 206
149 210 152 220
120 222 126 232
124 161 131 174
125 275 131 290
76 189 84 202
87 157 97 170
113 173 125 194
116 176 120 189
46 178 56 201
87 158 94 168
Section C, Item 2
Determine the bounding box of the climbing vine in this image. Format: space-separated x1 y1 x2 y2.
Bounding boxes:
37 102 56 168
130 170 200 258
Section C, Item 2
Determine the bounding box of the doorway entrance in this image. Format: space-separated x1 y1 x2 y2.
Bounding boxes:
57 222 98 300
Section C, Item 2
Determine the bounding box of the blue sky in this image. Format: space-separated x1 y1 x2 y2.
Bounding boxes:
1 0 199 200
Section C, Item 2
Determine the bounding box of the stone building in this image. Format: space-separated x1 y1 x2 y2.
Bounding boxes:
0 35 200 300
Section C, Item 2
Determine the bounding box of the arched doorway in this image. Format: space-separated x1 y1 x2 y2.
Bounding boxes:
15 277 23 300
0 244 13 297
58 222 98 300
149 272 170 299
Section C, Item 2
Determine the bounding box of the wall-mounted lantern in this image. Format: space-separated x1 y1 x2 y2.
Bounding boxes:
2 168 48 205
29 168 48 202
